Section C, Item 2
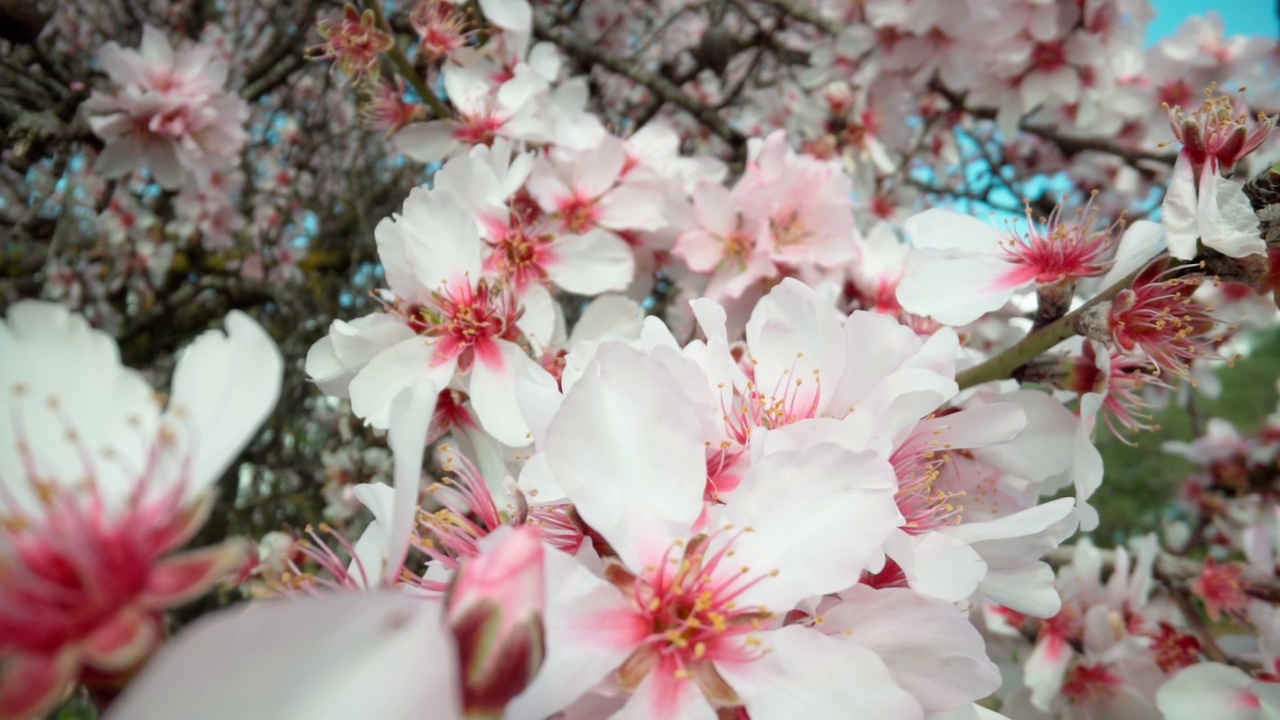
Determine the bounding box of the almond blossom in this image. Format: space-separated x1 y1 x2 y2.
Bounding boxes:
86 26 248 189
305 172 554 446
0 302 282 720
896 206 1151 327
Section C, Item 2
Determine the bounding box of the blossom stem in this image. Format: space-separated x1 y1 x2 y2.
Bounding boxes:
955 265 1147 390
364 0 455 121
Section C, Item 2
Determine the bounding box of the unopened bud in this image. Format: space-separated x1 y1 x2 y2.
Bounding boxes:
447 525 546 719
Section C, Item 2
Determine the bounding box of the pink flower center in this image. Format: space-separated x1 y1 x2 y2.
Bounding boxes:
614 532 773 704
557 194 599 235
407 278 517 371
0 390 198 657
454 113 505 146
1061 662 1123 705
1000 204 1114 286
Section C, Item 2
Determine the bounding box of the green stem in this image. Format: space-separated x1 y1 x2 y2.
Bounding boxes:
365 0 454 120
955 265 1146 390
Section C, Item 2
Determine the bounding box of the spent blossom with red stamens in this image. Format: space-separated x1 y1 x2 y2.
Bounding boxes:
1109 262 1220 379
309 5 395 83
1192 558 1248 621
1167 87 1277 178
410 0 470 60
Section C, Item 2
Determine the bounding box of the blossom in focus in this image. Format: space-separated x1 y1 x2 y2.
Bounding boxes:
85 26 249 189
0 302 282 720
304 174 554 446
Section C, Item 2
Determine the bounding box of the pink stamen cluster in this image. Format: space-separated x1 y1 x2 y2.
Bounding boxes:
612 530 774 704
360 76 422 135
399 278 521 371
1000 199 1116 286
890 428 964 534
1109 267 1219 379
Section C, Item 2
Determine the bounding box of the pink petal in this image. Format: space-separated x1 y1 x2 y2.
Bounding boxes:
82 609 163 672
0 652 77 720
141 540 248 610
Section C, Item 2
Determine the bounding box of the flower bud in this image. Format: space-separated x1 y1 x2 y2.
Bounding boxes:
446 525 546 719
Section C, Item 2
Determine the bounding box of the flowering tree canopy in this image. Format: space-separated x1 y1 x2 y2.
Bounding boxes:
5 0 1280 718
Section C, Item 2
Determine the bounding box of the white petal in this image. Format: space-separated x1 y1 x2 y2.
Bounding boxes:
477 0 531 31
1025 633 1074 711
1202 172 1265 258
973 390 1076 482
167 311 283 497
327 314 416 373
896 255 1021 326
106 593 460 720
597 184 666 231
468 340 544 447
304 336 353 397
0 302 158 511
394 121 461 164
718 444 900 609
348 337 446 429
542 344 705 570
568 295 644 345
745 278 845 415
399 190 483 293
716 625 924 719
1156 663 1261 720
547 229 636 295
1100 219 1163 288
885 530 987 603
822 585 1001 712
1162 152 1201 260
903 209 1005 254
385 379 437 584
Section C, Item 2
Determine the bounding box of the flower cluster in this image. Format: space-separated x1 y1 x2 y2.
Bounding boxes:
8 0 1280 718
